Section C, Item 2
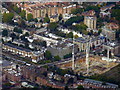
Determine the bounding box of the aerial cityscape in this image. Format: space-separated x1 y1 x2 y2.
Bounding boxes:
1 1 120 89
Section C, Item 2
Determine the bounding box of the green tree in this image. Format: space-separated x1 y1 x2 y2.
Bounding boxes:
10 33 18 41
74 34 79 38
71 24 82 32
48 22 58 31
85 5 100 17
111 9 120 24
44 17 50 23
85 5 100 12
59 14 63 21
71 8 84 15
71 23 88 34
20 35 29 43
52 30 66 38
82 30 88 35
66 32 73 38
64 53 72 59
24 32 29 37
13 5 21 13
44 50 52 60
40 41 47 48
34 18 38 22
19 10 26 19
97 17 104 28
13 27 23 34
2 29 8 37
64 16 84 27
27 13 33 22
98 29 102 35
3 13 14 23
54 56 61 61
77 85 84 89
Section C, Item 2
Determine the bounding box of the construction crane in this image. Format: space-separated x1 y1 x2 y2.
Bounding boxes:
86 37 91 75
107 47 111 66
72 35 75 71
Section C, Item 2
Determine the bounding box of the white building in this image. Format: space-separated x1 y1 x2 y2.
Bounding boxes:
84 16 97 30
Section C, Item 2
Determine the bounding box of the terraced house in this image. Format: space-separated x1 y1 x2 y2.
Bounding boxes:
2 43 45 63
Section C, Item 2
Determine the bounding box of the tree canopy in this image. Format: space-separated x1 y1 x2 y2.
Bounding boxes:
71 23 88 35
10 33 18 41
85 5 100 17
66 32 73 38
13 27 23 34
71 8 84 15
54 56 61 61
64 16 84 27
44 17 50 23
77 85 84 89
85 5 100 12
53 30 66 38
24 32 29 37
48 22 58 31
19 10 26 19
98 29 102 35
71 23 88 32
111 9 120 24
13 5 21 13
58 14 63 21
34 18 38 22
3 13 14 23
74 34 79 38
44 50 52 60
27 13 33 22
2 29 8 37
64 53 72 59
40 41 47 48
20 35 29 42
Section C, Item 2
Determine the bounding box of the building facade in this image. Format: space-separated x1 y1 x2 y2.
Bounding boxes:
2 43 44 63
101 23 119 41
47 42 78 58
84 16 97 30
102 42 120 56
74 36 105 52
21 2 77 19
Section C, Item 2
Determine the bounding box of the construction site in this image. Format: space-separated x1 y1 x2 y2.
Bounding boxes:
57 56 118 76
57 38 118 76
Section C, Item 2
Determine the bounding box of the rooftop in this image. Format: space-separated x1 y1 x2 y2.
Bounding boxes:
49 41 73 49
106 23 119 30
100 4 115 11
84 79 118 87
75 36 103 43
104 42 120 48
4 43 31 52
82 10 95 17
